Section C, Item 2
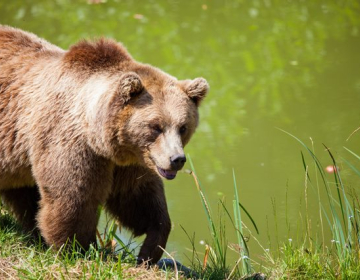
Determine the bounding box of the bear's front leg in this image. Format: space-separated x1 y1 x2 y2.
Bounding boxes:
37 194 99 249
32 148 113 250
137 222 171 266
105 166 171 265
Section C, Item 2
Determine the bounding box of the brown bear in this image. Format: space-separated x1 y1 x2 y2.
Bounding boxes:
0 25 209 264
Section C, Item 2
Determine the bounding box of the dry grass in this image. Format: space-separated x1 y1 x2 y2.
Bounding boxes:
0 257 17 279
0 255 187 280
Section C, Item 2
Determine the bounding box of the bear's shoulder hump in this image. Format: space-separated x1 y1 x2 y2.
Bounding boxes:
64 38 132 71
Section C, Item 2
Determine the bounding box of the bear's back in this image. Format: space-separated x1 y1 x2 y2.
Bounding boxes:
0 25 63 57
0 26 64 178
0 26 64 107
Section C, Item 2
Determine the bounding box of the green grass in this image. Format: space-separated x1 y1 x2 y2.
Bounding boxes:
0 206 181 280
263 132 360 279
182 156 262 280
181 133 360 279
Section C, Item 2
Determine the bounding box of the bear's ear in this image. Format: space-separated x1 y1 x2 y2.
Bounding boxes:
180 77 209 106
118 72 144 103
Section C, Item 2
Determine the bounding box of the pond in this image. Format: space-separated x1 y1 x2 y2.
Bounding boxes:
1 0 360 264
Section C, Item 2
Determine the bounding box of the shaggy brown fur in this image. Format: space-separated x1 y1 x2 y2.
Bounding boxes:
0 25 209 264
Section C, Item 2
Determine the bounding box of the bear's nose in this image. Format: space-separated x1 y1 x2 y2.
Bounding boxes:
170 154 186 170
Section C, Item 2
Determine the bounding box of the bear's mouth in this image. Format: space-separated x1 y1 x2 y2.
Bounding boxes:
157 166 177 180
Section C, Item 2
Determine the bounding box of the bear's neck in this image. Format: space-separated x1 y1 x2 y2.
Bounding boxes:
77 74 118 159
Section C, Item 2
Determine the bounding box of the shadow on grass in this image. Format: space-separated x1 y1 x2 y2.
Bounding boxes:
0 207 45 249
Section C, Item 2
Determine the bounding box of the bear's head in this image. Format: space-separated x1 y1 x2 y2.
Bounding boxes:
114 66 209 180
66 39 209 179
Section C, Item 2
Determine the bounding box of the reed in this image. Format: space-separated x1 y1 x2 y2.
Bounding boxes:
185 155 259 279
267 129 360 278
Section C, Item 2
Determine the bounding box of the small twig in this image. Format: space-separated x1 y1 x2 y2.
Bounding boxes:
158 246 178 280
346 126 360 141
188 170 212 221
136 172 148 180
0 265 16 280
189 170 201 192
226 256 243 280
96 229 105 248
203 244 210 271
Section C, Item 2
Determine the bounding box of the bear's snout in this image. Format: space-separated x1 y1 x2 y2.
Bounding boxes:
170 154 186 170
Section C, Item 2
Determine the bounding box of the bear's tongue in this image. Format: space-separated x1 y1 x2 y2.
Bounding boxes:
157 167 177 180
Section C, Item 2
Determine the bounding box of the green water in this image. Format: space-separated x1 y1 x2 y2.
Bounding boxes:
1 0 360 263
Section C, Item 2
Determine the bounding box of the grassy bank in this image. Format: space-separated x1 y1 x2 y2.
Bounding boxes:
0 207 181 280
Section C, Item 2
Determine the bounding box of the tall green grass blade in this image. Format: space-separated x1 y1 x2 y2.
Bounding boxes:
188 155 226 268
325 144 354 250
232 169 252 274
301 151 311 182
180 225 201 268
219 199 235 226
300 153 333 237
219 200 259 235
323 144 347 234
276 128 327 184
218 200 252 259
112 234 134 257
238 202 259 235
278 128 347 257
344 147 360 161
342 157 360 177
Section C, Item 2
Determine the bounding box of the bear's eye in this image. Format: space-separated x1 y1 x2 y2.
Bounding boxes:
150 124 163 134
179 125 187 135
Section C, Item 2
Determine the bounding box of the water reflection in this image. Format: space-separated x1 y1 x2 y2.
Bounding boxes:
1 0 360 263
